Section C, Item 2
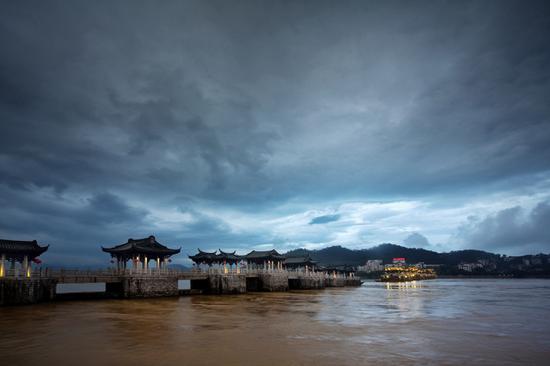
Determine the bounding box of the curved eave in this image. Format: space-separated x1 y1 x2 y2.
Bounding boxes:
103 246 180 256
35 244 49 256
1 244 49 254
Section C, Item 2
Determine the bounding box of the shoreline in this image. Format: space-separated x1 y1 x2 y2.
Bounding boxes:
360 274 550 280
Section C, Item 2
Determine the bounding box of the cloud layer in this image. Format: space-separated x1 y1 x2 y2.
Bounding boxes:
1 1 549 264
456 200 550 254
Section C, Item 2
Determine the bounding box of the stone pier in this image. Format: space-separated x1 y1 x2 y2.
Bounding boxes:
207 274 247 294
289 276 326 290
325 277 347 287
0 278 57 306
117 276 179 298
258 272 289 292
345 278 363 287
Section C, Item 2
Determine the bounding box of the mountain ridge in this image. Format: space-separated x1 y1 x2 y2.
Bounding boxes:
284 243 509 266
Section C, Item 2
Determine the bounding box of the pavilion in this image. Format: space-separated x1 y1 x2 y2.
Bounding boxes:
245 249 285 271
0 239 49 278
102 236 180 272
189 249 244 273
217 250 243 266
189 248 286 271
319 264 357 277
284 255 317 271
188 249 219 266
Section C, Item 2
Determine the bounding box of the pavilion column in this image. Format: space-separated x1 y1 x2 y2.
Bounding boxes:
144 256 148 274
0 254 5 277
157 257 161 271
22 255 29 278
0 253 5 277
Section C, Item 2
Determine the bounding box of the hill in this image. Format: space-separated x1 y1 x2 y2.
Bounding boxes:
285 244 501 267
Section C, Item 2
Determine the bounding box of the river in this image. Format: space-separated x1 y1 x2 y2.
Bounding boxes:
1 279 549 365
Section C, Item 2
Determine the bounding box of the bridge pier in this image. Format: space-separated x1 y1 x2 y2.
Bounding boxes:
117 277 179 298
325 277 346 287
207 274 247 294
289 276 326 290
258 272 289 292
345 278 363 286
0 278 57 306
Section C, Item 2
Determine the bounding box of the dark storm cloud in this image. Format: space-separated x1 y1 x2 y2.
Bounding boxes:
403 233 431 249
309 214 341 225
1 0 550 262
456 200 550 254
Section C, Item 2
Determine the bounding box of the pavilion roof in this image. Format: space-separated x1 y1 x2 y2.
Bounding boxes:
218 249 243 261
245 249 285 260
189 249 244 263
284 256 317 265
319 264 356 273
0 239 49 258
189 249 219 262
102 236 180 257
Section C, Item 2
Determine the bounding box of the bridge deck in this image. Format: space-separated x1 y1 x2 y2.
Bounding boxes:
3 269 353 283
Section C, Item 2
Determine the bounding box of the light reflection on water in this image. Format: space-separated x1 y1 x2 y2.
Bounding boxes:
1 279 549 365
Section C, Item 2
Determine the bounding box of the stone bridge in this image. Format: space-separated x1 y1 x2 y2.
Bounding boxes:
48 269 210 283
0 269 362 306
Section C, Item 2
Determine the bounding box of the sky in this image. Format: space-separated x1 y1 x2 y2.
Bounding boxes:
1 0 550 265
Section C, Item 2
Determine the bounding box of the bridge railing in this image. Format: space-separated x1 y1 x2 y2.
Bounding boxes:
0 268 199 280
0 268 57 279
46 268 199 278
190 267 354 279
1 267 356 280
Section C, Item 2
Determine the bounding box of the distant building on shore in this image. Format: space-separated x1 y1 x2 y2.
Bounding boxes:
358 259 384 273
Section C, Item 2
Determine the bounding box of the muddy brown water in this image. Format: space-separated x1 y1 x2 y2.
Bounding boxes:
1 279 549 365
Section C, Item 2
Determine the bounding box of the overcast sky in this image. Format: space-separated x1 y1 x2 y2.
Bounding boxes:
1 0 550 265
